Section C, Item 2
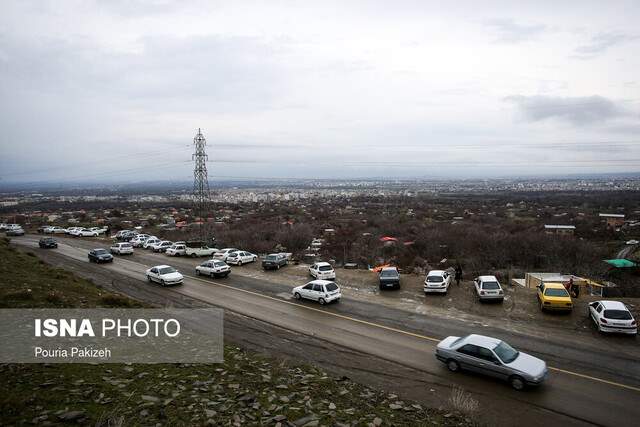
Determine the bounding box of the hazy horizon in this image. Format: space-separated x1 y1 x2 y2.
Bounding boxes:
1 1 640 182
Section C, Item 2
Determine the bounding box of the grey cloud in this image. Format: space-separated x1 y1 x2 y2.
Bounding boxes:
572 32 638 59
505 95 632 126
485 19 546 43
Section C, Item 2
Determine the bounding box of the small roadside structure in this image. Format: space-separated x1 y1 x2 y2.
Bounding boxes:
522 272 613 297
544 225 575 235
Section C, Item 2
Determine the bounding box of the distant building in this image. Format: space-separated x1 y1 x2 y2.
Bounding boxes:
544 224 575 235
599 213 625 229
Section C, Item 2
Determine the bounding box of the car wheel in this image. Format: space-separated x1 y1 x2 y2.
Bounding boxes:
210 272 216 278
276 264 280 270
223 272 229 278
195 269 200 276
539 300 545 311
446 359 460 372
161 279 166 287
238 260 242 266
509 375 526 391
146 275 152 282
191 253 197 258
294 292 301 300
319 298 326 305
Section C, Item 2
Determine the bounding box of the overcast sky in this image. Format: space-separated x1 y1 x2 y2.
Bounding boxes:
1 0 639 182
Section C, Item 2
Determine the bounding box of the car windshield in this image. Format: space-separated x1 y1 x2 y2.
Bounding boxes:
380 270 398 277
214 261 226 267
325 283 339 291
427 275 443 282
94 249 108 255
159 267 177 274
493 341 519 363
482 281 500 290
544 288 570 297
603 309 632 320
319 265 332 271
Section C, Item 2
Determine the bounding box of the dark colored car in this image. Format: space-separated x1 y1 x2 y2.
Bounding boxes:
378 267 400 290
262 253 288 270
88 248 114 263
39 237 58 249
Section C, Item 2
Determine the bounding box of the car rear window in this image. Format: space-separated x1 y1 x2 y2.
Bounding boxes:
122 243 132 248
380 270 398 277
214 261 226 267
482 281 500 290
544 288 570 297
427 275 443 282
94 249 108 255
159 267 177 274
325 283 338 292
603 309 632 320
319 265 332 271
266 255 276 260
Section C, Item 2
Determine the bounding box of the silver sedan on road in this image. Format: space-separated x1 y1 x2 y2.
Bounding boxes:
435 334 547 390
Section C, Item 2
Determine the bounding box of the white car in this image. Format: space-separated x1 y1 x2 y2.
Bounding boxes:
48 226 68 234
225 251 257 266
77 228 99 237
143 237 161 249
213 248 239 261
473 275 504 302
166 244 187 256
424 270 452 294
145 265 184 286
195 260 231 278
67 227 83 236
110 242 134 255
309 262 336 280
131 234 151 247
89 227 106 235
588 300 637 334
151 240 173 253
292 280 341 305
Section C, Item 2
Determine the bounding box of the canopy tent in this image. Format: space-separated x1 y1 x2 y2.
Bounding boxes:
604 259 637 268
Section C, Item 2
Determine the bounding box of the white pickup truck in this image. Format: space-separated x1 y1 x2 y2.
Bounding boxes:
185 245 217 258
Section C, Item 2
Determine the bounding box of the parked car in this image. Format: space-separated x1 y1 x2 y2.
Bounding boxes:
37 225 50 234
67 227 83 236
5 224 21 231
110 242 134 255
143 237 161 249
166 244 187 256
185 244 217 258
88 248 113 263
424 270 451 294
473 275 504 302
195 260 231 278
292 280 341 305
145 265 184 286
536 282 573 311
77 228 99 237
6 227 25 236
226 251 257 266
49 226 68 234
38 237 58 248
131 235 151 247
151 240 173 253
89 227 106 235
309 261 335 279
588 300 637 334
0 223 7 231
213 248 239 261
378 266 400 290
263 253 289 270
435 334 548 390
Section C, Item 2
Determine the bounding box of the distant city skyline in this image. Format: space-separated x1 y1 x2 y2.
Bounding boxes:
1 1 639 182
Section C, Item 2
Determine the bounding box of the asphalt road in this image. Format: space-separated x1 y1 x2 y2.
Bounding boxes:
12 235 640 427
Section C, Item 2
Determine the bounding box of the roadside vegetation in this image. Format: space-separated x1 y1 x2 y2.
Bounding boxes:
0 237 473 426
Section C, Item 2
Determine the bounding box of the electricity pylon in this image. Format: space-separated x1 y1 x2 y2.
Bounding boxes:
192 128 210 242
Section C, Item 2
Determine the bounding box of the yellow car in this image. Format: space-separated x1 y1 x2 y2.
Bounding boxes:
537 282 573 311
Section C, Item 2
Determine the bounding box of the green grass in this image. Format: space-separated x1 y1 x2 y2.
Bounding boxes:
0 237 472 426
